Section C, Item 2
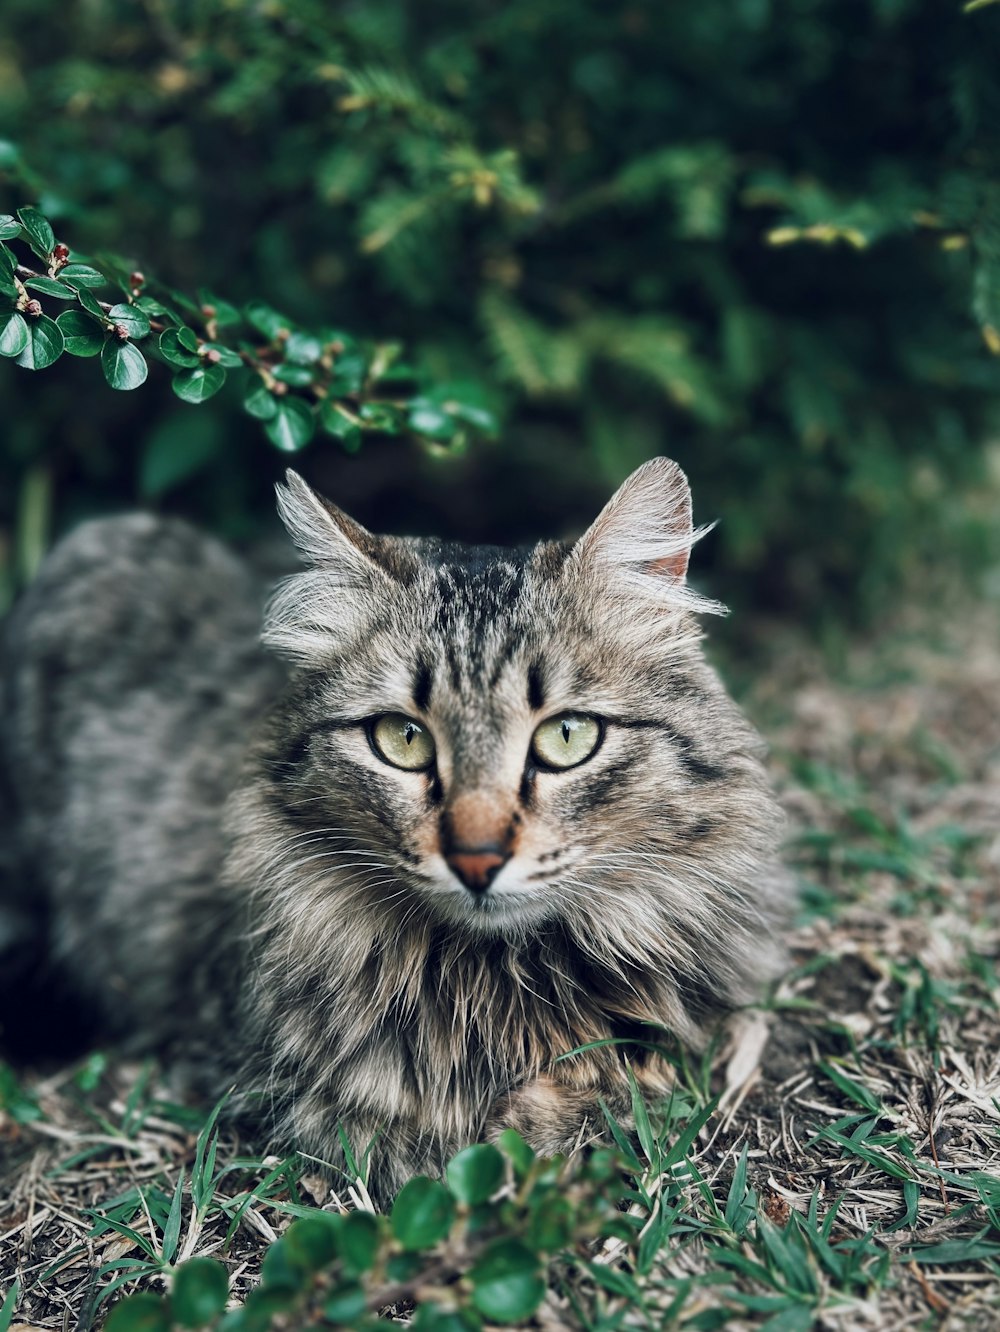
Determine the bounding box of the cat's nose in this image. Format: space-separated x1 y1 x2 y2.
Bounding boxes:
446 846 509 894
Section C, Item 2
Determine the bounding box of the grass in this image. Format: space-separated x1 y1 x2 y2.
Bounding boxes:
1 616 999 1328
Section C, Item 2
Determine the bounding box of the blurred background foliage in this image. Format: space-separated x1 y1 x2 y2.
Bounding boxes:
2 0 1000 627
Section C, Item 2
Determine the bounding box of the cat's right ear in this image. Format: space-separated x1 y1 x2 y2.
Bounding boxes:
266 472 413 662
567 458 725 617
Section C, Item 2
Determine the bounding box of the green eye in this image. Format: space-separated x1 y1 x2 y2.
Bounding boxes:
531 714 602 770
371 714 436 771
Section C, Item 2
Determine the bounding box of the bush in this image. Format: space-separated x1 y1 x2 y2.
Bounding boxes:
2 0 1000 619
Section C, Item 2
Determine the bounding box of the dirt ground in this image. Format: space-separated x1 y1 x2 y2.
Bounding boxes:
1 614 999 1330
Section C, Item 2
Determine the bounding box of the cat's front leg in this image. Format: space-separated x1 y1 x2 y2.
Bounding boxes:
484 1073 635 1157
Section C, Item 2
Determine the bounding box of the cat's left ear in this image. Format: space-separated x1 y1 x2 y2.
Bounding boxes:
265 472 415 663
569 458 724 614
276 470 411 580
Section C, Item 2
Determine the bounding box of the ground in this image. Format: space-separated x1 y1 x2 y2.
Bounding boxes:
1 614 998 1330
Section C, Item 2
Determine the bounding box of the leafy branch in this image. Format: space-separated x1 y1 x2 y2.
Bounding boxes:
0 205 500 456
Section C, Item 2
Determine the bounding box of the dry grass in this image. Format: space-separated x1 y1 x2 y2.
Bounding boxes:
1 616 999 1330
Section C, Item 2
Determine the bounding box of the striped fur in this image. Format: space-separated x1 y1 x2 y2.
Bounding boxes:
0 459 792 1201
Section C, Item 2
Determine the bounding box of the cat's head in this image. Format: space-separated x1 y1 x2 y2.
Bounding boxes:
259 461 777 956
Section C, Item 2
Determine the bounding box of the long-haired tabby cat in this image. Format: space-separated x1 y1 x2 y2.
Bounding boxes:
0 459 790 1201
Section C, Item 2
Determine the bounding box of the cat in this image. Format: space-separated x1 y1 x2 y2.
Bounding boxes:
0 458 792 1202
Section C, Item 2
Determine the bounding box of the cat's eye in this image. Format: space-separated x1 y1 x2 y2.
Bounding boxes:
531 714 602 770
370 714 436 771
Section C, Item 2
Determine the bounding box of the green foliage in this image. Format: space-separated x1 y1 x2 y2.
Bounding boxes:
0 206 497 450
2 0 1000 620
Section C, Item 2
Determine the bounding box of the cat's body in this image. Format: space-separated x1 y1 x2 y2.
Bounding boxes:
0 461 791 1201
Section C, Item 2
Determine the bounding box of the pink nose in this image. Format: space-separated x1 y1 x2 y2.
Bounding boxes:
446 847 509 894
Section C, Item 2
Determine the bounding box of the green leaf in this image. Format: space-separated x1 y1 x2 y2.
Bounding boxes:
201 343 242 368
907 1234 1000 1264
339 1211 380 1274
25 275 77 300
323 1283 367 1324
177 325 200 352
0 244 15 280
271 363 314 387
17 206 55 261
282 1215 341 1272
0 1064 41 1123
172 365 226 403
15 315 64 370
161 1168 186 1264
56 310 105 357
102 339 148 391
0 215 21 240
259 1239 301 1292
58 263 108 289
408 403 460 443
358 401 404 434
245 301 291 340
470 1239 546 1324
198 290 241 326
107 302 151 340
243 384 278 420
263 397 315 452
319 401 361 451
0 312 29 359
284 331 323 364
817 1061 882 1114
157 331 201 370
171 1257 229 1328
390 1177 455 1251
76 288 107 321
497 1129 535 1175
158 328 201 368
527 1194 573 1252
103 1293 172 1332
446 1144 505 1206
410 1307 480 1332
0 1277 19 1332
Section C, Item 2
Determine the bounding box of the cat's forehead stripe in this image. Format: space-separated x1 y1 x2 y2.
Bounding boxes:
412 658 433 713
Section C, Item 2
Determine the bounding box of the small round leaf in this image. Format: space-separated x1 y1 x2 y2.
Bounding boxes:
264 397 315 452
159 328 200 368
282 1214 341 1272
172 1256 230 1328
243 383 278 420
390 1176 455 1251
0 312 29 359
271 363 314 387
0 214 21 240
108 302 151 339
339 1210 381 1274
57 309 105 357
323 1283 367 1324
103 1292 172 1332
284 331 323 364
201 343 242 368
102 339 148 390
446 1144 505 1205
16 315 64 370
470 1239 546 1324
245 300 290 340
172 365 226 403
